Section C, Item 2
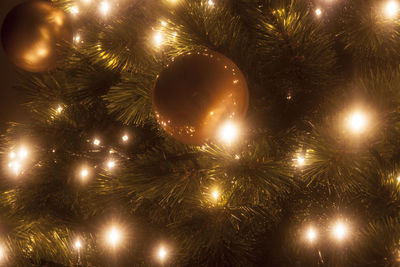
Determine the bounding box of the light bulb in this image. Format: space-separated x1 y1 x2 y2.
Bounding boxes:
18 147 28 160
56 105 63 114
218 121 239 144
9 152 15 159
211 189 219 201
106 226 121 247
348 111 367 133
71 6 79 14
74 239 82 250
100 1 110 15
93 139 101 146
315 8 322 16
385 1 399 17
397 176 400 183
107 160 115 169
81 169 88 179
74 35 81 43
208 0 214 6
158 246 167 261
153 32 164 47
297 156 305 166
8 161 21 175
306 227 317 243
122 135 129 142
332 221 348 241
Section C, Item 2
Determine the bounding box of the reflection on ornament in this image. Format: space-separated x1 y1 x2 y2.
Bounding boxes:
1 1 73 72
153 51 248 145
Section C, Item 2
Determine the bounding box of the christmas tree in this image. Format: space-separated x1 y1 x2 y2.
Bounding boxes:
2 0 400 265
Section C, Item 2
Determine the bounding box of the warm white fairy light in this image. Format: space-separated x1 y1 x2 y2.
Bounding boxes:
18 147 28 160
106 226 121 247
211 188 219 201
347 111 367 133
99 1 110 16
315 8 322 16
297 156 305 166
82 0 92 4
208 0 215 6
234 154 240 160
397 175 400 183
8 161 21 175
332 221 348 241
306 227 317 243
0 246 4 261
218 121 239 144
9 152 15 159
93 139 101 146
71 5 79 14
158 246 167 261
153 32 164 47
107 160 115 170
81 168 89 180
385 1 399 18
74 239 82 250
56 105 63 114
122 135 129 142
74 34 81 43
161 20 167 26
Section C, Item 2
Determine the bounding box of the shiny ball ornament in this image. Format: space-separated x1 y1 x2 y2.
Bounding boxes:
153 51 249 145
1 1 73 72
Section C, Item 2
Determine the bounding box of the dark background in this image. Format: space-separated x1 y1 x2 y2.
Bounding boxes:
0 0 27 127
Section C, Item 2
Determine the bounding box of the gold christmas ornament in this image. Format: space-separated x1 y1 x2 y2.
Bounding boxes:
1 1 73 72
153 51 249 145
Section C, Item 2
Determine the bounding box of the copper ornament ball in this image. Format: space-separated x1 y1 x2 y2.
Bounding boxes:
153 51 249 145
1 0 73 72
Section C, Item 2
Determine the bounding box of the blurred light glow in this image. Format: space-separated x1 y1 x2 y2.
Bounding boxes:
71 6 79 14
18 147 28 160
122 135 129 142
153 32 164 47
306 227 317 243
81 168 88 179
93 139 101 146
56 105 63 114
208 0 214 6
8 161 21 175
297 156 305 166
332 221 348 241
158 246 167 261
0 246 4 261
315 8 322 16
106 226 121 247
100 1 110 15
9 152 15 159
212 189 219 201
397 176 400 183
82 0 92 4
348 111 367 133
107 160 115 169
74 239 82 250
385 1 399 17
74 34 81 43
218 121 239 144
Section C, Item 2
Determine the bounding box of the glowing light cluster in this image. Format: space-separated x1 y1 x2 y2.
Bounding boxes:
158 246 167 261
296 156 305 167
332 221 348 241
93 139 101 146
107 160 115 170
8 146 29 176
71 5 79 15
74 239 82 250
315 8 322 16
99 1 110 16
80 168 89 180
211 189 220 201
106 226 121 247
306 227 317 243
347 111 368 133
218 121 239 145
385 1 399 18
153 32 164 47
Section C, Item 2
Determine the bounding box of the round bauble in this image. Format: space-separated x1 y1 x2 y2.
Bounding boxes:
1 0 73 72
153 51 249 145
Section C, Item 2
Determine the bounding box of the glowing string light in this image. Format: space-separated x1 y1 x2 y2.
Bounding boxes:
297 156 305 167
153 32 164 47
315 8 322 16
347 111 367 133
218 121 239 145
99 1 110 16
385 1 399 18
107 160 115 170
93 139 101 146
106 226 121 247
211 189 219 201
122 135 129 142
71 6 79 14
74 239 82 250
306 227 317 243
56 105 63 114
81 168 89 180
158 246 167 261
208 0 214 6
332 221 348 241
